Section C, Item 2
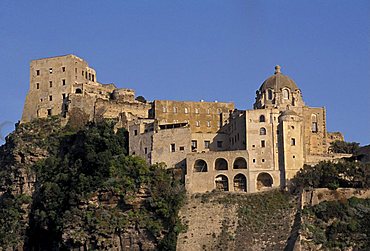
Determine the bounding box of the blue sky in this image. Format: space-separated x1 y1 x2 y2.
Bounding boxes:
0 1 369 145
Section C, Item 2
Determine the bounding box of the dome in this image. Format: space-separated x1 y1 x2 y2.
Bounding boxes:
259 66 299 92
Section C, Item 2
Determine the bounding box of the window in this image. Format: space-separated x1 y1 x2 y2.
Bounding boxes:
36 70 40 76
49 81 52 88
173 107 178 113
85 71 88 79
291 138 296 146
170 143 176 152
88 73 91 80
207 108 210 114
311 114 318 132
75 88 82 94
144 147 148 154
47 109 52 116
196 121 200 127
253 159 256 163
82 70 84 76
282 89 289 99
134 129 138 136
267 89 273 100
49 95 53 101
261 140 265 148
162 107 167 113
207 121 211 127
179 146 185 151
62 93 66 99
195 108 199 114
49 68 53 74
260 127 266 135
204 140 210 149
92 74 95 82
217 141 223 148
259 115 265 122
184 107 188 114
36 83 39 89
62 79 66 86
191 140 197 151
262 159 265 162
62 67 66 72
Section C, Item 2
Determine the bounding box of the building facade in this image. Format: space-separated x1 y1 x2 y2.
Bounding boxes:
21 56 346 194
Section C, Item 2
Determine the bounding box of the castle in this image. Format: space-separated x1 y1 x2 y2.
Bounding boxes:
21 54 346 193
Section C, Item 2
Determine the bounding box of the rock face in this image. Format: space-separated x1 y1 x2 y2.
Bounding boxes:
0 119 60 196
177 190 299 251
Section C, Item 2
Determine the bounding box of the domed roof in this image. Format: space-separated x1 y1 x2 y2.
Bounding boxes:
259 66 299 92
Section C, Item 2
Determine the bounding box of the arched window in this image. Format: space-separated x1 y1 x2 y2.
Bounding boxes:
282 89 290 99
233 157 247 169
260 127 266 135
256 173 273 190
215 158 228 170
215 175 229 191
311 114 318 132
234 174 247 192
259 115 265 122
184 107 188 114
267 89 273 100
194 159 208 172
75 88 82 94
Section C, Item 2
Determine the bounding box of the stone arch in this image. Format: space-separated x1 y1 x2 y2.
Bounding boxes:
75 88 82 94
215 175 229 191
233 174 247 192
194 159 208 172
256 172 273 190
215 158 228 170
233 157 247 169
259 115 265 122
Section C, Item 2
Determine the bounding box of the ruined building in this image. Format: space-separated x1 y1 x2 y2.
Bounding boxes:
21 55 346 194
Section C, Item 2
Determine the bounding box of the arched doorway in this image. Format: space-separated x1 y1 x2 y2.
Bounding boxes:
233 157 247 169
215 158 228 170
256 173 273 190
233 174 247 192
215 175 229 191
194 159 208 172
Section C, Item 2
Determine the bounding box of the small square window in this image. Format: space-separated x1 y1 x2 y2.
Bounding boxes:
179 146 185 151
253 159 256 163
261 140 266 148
291 138 296 146
47 109 52 116
49 68 53 74
191 140 197 151
262 159 265 162
217 141 223 148
204 140 210 149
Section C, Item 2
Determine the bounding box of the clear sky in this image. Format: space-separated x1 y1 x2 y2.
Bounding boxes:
0 0 369 145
